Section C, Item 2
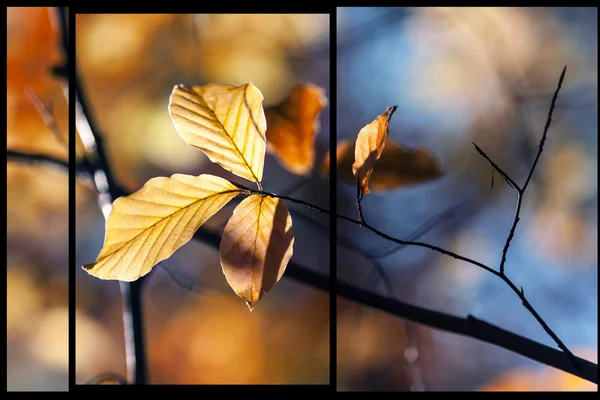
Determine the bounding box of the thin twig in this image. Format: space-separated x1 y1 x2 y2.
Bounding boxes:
338 214 499 275
472 142 520 191
356 179 366 224
522 65 566 193
25 87 67 147
473 66 578 370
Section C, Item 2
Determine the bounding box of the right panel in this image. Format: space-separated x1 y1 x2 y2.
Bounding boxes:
336 7 598 391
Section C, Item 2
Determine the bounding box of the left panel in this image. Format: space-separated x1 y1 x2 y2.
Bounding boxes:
7 7 70 391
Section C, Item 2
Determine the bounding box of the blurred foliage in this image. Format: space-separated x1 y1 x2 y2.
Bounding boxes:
7 7 69 391
337 7 597 391
75 14 329 384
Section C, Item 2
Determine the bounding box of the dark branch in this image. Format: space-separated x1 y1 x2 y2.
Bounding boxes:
472 142 520 191
7 149 69 171
498 66 567 275
356 179 366 224
338 213 499 276
494 66 577 367
472 66 577 370
521 65 566 193
337 279 597 384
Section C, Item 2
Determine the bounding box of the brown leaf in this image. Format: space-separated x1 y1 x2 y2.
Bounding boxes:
220 195 294 310
352 106 398 195
322 137 443 192
265 84 327 175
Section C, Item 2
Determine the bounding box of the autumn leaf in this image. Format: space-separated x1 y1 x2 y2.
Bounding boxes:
83 174 241 281
322 137 443 192
265 83 327 175
220 195 294 310
169 83 267 184
352 106 398 196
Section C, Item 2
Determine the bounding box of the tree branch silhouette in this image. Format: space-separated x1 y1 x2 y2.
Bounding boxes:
337 279 597 383
7 150 69 171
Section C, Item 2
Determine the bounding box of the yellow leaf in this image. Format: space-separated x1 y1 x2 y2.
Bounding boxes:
83 174 241 281
352 106 398 195
265 83 327 175
322 137 443 192
220 195 294 310
169 83 267 184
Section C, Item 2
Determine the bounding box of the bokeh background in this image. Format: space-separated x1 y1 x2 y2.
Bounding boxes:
7 7 69 391
75 14 330 384
336 7 597 391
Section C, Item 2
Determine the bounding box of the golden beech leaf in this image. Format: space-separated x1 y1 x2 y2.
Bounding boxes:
169 83 267 183
265 83 328 175
83 174 241 281
322 137 443 192
220 195 294 310
352 106 398 196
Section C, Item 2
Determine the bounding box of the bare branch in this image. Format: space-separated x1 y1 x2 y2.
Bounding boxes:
472 142 520 191
25 87 67 147
522 65 566 193
337 279 597 384
7 149 69 171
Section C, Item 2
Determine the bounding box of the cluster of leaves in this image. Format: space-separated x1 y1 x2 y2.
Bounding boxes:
323 106 443 204
82 83 445 309
83 82 327 310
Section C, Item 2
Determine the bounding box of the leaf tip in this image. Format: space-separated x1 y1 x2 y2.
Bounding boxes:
246 81 264 100
82 263 94 271
246 301 254 312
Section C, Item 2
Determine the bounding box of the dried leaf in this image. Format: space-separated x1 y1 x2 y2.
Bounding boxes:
323 138 443 192
265 83 327 175
169 83 267 183
220 195 294 310
83 174 241 281
352 106 398 195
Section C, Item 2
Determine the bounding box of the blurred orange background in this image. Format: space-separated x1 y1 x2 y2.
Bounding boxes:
75 13 330 384
7 7 69 391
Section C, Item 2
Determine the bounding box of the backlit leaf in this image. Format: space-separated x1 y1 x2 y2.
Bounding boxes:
323 137 443 192
83 174 241 281
220 195 294 310
352 106 398 196
169 83 267 183
265 83 327 175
